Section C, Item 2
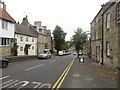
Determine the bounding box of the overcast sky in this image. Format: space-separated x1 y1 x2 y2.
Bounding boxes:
3 0 109 40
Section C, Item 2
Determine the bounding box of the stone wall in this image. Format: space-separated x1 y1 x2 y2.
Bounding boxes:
103 3 119 68
0 46 11 57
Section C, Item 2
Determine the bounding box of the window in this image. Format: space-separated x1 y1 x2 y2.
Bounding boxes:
20 36 23 41
106 41 110 56
32 38 34 42
32 46 34 50
117 2 120 23
26 37 28 42
96 30 98 40
0 38 10 46
2 20 8 29
92 30 94 40
106 12 110 30
20 47 23 51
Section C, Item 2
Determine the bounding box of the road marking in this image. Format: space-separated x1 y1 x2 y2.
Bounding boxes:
9 81 29 90
2 79 14 85
2 80 19 88
39 83 52 88
73 74 80 77
52 59 75 90
32 82 42 89
51 62 70 89
0 79 14 88
0 75 10 80
49 60 56 63
25 64 44 71
56 60 74 89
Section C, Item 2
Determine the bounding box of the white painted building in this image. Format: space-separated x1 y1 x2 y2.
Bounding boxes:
15 16 38 56
0 1 16 56
15 33 37 56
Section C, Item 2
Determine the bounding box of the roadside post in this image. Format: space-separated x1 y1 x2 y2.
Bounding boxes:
79 56 84 64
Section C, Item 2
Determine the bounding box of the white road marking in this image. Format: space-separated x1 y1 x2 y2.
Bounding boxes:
2 80 19 88
25 64 44 71
9 81 29 90
49 60 56 63
32 82 42 89
0 75 10 80
39 83 52 88
73 74 80 77
2 79 14 86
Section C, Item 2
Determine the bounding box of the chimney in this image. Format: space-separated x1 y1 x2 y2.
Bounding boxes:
21 15 30 28
2 2 6 10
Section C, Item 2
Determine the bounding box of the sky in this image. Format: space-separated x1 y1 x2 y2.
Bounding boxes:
3 0 109 40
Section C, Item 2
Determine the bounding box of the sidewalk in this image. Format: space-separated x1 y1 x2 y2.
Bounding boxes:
62 55 119 89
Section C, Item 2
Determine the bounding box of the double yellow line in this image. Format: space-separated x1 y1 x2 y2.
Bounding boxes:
51 59 75 90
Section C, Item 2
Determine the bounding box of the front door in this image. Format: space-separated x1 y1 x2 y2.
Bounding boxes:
96 46 101 63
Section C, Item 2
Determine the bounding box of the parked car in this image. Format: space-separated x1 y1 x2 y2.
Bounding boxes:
38 51 51 59
73 52 77 55
0 57 9 68
65 51 71 55
58 51 64 56
73 51 82 55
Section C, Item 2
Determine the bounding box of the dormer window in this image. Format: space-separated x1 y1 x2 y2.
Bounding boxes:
2 20 8 30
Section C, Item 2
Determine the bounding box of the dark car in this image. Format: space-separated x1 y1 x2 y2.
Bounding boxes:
0 57 9 68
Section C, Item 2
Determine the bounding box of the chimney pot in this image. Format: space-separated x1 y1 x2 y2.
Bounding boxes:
2 1 6 10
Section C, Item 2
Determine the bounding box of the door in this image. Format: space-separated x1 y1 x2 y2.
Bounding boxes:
96 46 101 63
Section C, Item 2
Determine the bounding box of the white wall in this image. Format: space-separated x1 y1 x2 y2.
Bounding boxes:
15 34 37 56
0 19 15 38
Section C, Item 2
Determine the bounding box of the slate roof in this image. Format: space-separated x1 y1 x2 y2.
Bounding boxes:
15 24 38 37
0 9 16 23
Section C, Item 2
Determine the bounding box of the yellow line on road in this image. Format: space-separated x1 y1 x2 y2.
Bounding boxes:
51 59 75 90
51 61 70 90
56 59 74 89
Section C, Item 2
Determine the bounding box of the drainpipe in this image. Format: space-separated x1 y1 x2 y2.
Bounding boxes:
101 13 104 66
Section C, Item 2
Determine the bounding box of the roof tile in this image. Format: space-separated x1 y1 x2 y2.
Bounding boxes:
0 9 16 23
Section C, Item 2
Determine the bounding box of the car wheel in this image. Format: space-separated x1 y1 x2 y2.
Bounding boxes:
2 62 8 68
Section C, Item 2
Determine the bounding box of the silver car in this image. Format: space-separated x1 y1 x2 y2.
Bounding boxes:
38 51 51 59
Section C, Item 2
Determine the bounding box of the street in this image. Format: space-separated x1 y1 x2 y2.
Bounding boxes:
1 54 75 89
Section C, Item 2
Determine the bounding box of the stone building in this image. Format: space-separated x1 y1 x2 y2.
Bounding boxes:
90 8 103 64
0 1 16 57
34 21 52 54
102 1 119 69
90 0 120 69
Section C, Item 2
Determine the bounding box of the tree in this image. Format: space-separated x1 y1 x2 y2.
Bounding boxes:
53 25 66 54
72 28 88 57
62 41 70 51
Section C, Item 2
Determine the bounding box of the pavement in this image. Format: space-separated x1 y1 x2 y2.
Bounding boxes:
61 55 119 89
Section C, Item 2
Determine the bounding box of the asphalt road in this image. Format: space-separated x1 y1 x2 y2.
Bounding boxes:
1 54 75 89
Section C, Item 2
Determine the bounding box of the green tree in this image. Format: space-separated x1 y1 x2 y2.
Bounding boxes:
62 41 70 51
72 28 88 57
53 25 66 54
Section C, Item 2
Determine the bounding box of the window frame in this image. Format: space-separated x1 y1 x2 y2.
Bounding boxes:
106 41 110 57
20 36 23 41
26 37 28 42
117 1 120 23
32 46 34 50
106 12 110 31
32 37 34 42
0 38 10 46
2 20 8 30
20 47 23 51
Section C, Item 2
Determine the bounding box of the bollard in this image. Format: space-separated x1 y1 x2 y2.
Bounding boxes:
79 57 84 64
